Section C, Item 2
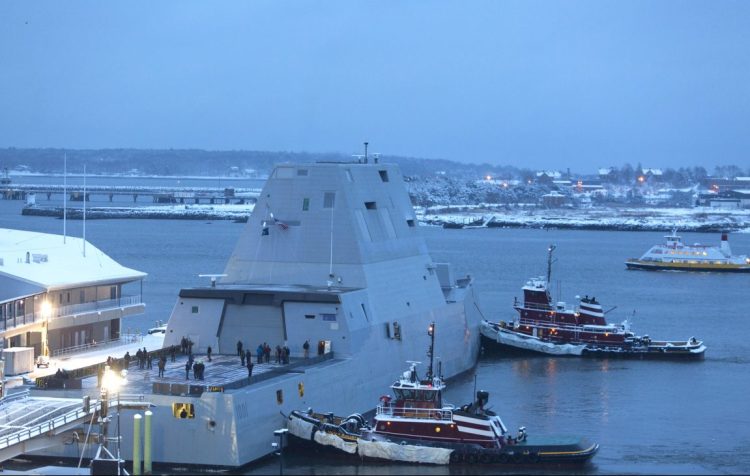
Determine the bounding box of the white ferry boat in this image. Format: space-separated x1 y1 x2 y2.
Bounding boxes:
625 231 750 272
24 159 483 469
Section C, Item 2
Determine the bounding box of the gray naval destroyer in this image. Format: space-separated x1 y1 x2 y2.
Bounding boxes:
102 159 482 468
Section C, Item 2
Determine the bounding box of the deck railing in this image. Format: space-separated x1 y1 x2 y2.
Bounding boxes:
51 294 143 319
376 404 453 421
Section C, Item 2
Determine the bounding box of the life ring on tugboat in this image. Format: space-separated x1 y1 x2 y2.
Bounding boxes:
379 395 392 406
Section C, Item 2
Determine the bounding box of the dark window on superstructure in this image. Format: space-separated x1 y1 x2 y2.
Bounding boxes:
365 201 376 210
407 219 415 227
192 306 199 314
58 294 62 304
379 170 389 182
323 192 335 209
110 286 117 300
385 322 391 339
276 389 284 404
67 292 71 303
302 198 310 211
305 314 315 319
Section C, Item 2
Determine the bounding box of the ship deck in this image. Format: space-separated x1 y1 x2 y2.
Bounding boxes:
25 334 333 398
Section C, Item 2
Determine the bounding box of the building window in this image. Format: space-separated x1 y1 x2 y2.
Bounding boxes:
365 201 376 210
379 170 389 182
302 198 310 211
305 314 315 319
191 306 199 314
323 192 336 209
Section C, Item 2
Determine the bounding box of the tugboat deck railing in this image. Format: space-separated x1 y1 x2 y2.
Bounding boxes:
376 405 453 421
515 319 626 335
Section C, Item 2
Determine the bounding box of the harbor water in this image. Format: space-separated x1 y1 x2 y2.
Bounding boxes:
1 192 749 475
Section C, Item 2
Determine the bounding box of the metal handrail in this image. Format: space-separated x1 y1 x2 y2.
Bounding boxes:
51 294 143 319
0 400 99 450
376 404 453 421
516 318 625 335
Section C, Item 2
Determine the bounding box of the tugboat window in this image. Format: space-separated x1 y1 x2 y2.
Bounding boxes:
302 198 310 211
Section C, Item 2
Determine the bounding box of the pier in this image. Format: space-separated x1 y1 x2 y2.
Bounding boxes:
0 184 260 204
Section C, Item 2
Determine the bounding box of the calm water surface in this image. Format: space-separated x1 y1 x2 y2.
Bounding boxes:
1 196 748 475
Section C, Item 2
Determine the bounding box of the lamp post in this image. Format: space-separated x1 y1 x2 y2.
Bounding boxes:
273 428 288 476
40 300 52 358
100 365 127 473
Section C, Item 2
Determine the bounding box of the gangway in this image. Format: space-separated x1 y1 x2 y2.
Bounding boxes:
0 391 99 463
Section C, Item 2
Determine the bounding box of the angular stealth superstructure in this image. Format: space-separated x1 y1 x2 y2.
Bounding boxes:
34 161 482 468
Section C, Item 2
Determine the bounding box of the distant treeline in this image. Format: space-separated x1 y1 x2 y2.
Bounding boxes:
0 147 527 179
0 148 746 182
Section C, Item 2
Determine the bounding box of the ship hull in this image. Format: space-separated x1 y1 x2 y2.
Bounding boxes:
287 410 598 466
481 320 705 360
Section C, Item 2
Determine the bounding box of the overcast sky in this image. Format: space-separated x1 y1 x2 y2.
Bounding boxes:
1 1 748 171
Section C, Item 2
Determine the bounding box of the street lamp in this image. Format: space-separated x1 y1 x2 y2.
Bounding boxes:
100 365 127 472
40 300 53 357
273 428 288 476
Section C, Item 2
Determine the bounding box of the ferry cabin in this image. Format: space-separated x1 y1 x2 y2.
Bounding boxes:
0 229 145 370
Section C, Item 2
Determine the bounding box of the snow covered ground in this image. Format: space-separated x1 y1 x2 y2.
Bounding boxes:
417 206 750 232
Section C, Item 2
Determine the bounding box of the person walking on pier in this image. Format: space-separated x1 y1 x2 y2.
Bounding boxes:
185 360 191 380
207 345 212 362
275 345 282 364
147 352 153 370
237 340 243 357
170 345 176 362
158 356 166 378
247 360 254 379
303 340 310 359
240 348 246 367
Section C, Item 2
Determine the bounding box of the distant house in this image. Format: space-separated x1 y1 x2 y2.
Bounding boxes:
541 191 567 208
598 167 615 181
639 168 663 183
536 170 561 184
696 190 750 208
700 176 750 192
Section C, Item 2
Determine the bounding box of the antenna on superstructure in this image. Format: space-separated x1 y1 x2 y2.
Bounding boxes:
426 322 435 381
546 244 556 284
364 141 368 163
63 153 67 244
198 274 228 288
82 164 86 257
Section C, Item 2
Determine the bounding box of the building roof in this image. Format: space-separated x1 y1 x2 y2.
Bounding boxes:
0 229 146 295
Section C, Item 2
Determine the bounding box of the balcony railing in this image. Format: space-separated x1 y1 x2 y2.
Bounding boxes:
51 294 143 318
2 294 143 332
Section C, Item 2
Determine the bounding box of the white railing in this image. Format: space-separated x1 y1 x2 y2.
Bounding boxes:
52 336 135 358
376 405 453 421
0 401 98 451
51 294 143 318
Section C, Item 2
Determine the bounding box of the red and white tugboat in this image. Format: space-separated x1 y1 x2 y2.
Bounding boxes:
287 323 599 465
481 245 706 359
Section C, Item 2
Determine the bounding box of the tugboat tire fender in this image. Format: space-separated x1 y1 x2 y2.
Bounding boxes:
449 451 462 464
479 453 492 463
496 453 509 464
465 453 478 464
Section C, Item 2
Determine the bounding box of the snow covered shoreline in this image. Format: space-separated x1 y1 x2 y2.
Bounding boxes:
417 206 750 233
19 203 750 233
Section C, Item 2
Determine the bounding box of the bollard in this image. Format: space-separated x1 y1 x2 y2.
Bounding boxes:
144 410 153 474
133 414 142 476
